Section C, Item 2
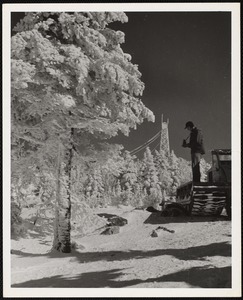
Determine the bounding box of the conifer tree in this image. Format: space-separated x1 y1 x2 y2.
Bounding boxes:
140 147 161 207
154 149 172 194
119 151 139 204
99 144 125 193
85 168 104 207
115 179 122 196
176 157 192 184
168 150 181 194
120 151 138 189
200 158 211 182
11 12 154 252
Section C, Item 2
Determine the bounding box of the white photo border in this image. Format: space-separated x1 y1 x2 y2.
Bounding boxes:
3 2 241 298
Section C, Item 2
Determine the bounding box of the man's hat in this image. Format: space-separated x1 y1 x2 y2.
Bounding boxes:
184 121 194 129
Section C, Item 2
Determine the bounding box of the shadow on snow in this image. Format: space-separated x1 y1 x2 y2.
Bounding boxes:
11 212 231 288
11 241 231 262
144 212 230 225
12 265 231 288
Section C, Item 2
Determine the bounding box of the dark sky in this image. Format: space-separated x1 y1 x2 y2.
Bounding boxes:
110 12 231 162
11 12 231 162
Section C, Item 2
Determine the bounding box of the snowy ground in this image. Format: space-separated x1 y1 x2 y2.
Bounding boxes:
11 205 231 291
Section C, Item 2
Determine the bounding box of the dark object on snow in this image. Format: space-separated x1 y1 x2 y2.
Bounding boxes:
107 216 128 227
98 213 128 227
146 206 160 213
161 203 187 217
174 149 231 217
101 226 120 235
151 230 158 237
156 226 175 233
151 226 175 237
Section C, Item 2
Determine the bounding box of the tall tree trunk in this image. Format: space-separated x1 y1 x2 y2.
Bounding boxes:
52 130 73 253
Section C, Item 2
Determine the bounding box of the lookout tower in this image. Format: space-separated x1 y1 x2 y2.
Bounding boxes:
160 114 170 155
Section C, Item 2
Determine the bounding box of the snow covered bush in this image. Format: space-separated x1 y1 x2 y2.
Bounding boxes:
11 201 27 238
70 199 107 237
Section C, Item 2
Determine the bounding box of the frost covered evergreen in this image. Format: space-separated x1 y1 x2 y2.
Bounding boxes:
85 167 104 207
176 157 192 184
168 150 181 194
139 147 162 208
154 149 172 194
119 151 139 204
11 12 155 253
200 158 212 182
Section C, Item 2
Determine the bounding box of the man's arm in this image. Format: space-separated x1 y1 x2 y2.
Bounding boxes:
182 139 190 148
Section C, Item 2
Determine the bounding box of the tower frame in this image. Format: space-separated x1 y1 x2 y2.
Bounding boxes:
160 114 170 155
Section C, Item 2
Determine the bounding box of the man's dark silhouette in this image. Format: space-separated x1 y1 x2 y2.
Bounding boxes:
182 121 205 182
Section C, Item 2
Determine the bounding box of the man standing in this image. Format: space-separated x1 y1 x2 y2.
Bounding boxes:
182 121 205 182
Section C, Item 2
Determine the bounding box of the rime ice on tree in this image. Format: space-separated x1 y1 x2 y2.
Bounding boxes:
11 12 155 253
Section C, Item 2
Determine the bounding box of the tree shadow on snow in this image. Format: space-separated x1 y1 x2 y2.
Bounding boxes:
144 212 230 225
12 265 231 288
151 265 231 288
11 268 130 288
11 241 231 262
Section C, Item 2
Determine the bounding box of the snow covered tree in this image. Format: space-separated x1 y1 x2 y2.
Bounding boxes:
154 149 172 195
140 147 162 208
98 144 125 193
11 12 154 252
120 151 138 189
168 150 181 194
117 151 139 205
200 158 211 182
85 167 104 207
11 201 26 238
177 157 192 184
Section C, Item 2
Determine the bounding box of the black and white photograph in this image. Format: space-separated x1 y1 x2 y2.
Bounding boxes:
3 2 241 298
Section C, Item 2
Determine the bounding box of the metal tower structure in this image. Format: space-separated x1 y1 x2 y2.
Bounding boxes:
160 114 170 155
